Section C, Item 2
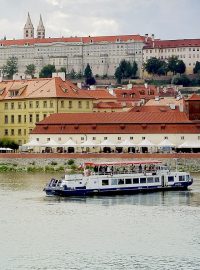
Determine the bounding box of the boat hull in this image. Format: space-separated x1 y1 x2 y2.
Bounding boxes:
44 182 192 197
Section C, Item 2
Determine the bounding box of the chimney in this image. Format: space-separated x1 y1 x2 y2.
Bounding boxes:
145 34 148 43
152 34 155 48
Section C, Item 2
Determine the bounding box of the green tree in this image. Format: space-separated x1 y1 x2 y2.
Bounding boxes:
193 61 200 74
144 57 165 76
175 60 186 74
76 70 83 79
115 66 122 83
172 74 191 87
69 68 76 79
3 57 18 79
84 63 93 79
25 64 36 78
39 64 56 78
131 61 138 78
0 138 18 150
57 67 67 74
84 64 96 85
168 56 178 75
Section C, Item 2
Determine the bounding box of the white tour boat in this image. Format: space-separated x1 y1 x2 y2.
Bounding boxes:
43 160 193 197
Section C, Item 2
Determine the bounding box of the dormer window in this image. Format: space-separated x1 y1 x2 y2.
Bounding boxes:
9 90 19 97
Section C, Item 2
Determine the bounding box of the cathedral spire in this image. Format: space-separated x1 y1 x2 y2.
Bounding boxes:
37 14 45 39
24 12 34 39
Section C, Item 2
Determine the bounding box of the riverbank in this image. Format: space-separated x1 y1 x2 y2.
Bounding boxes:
0 153 200 172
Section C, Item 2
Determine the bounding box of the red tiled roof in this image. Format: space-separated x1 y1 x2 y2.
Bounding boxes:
0 77 94 100
36 111 190 125
94 102 123 109
31 111 200 135
87 89 116 100
144 39 200 49
0 35 145 47
186 94 200 101
130 106 176 113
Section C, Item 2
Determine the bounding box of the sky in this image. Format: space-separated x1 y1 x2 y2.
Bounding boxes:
0 0 199 40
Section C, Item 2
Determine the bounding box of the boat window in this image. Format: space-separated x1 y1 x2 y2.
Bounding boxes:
111 179 118 185
186 175 190 181
102 179 109 186
147 177 154 183
140 178 146 184
179 175 185 182
133 178 139 184
155 177 160 182
168 176 174 182
125 178 132 184
118 179 125 185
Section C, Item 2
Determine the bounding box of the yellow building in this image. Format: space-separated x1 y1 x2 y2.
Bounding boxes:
0 77 94 144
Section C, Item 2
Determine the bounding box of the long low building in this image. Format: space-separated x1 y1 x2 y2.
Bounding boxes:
29 107 200 152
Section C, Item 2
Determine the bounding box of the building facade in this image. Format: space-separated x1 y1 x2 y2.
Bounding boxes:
0 14 146 78
30 110 200 152
0 77 94 144
143 39 200 75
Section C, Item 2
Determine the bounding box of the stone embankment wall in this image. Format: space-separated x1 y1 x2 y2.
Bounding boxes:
0 153 200 170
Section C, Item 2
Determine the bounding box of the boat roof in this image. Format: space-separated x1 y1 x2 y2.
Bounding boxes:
84 160 162 167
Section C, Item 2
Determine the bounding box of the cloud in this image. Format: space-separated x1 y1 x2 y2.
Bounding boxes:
0 0 199 39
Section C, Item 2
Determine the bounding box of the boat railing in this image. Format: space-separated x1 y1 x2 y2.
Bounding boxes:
92 169 159 176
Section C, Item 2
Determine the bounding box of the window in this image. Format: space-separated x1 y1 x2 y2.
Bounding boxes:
18 102 22 109
11 115 14 123
133 178 139 184
47 138 50 141
118 179 124 185
29 114 33 123
24 115 26 123
18 129 22 135
81 137 84 141
181 136 184 140
92 137 96 140
50 101 54 108
86 101 90 109
69 101 72 109
111 179 118 185
125 178 132 184
147 177 154 183
118 137 121 140
140 178 146 183
24 102 26 109
29 101 33 108
104 137 108 140
11 103 14 109
130 137 133 140
4 115 8 124
11 129 14 136
36 114 39 122
24 129 26 135
78 101 82 109
102 180 109 186
164 136 168 139
18 115 22 123
4 103 8 110
142 137 145 140
58 137 61 141
4 129 8 136
179 175 185 182
43 101 47 108
61 100 64 108
36 101 39 108
168 176 174 182
155 177 160 183
43 114 47 119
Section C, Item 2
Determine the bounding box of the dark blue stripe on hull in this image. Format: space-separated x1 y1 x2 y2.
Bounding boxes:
45 182 191 197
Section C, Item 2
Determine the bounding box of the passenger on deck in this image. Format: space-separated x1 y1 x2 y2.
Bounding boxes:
139 164 142 173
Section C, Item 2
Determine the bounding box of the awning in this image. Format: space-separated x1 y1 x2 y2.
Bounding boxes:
99 139 116 147
137 139 155 147
79 139 97 147
22 140 41 147
117 139 137 147
178 141 200 148
42 139 62 147
62 139 77 147
158 139 175 147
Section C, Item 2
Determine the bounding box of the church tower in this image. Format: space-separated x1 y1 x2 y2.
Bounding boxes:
37 15 45 39
24 12 34 39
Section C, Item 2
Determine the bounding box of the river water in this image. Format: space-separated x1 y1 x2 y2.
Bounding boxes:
0 172 200 270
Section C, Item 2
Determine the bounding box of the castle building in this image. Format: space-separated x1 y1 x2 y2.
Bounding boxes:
0 13 145 78
143 39 200 75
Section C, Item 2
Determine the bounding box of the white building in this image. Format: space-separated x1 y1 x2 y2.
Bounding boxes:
0 13 146 78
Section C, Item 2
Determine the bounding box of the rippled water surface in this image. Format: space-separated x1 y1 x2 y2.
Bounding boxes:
0 172 200 270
